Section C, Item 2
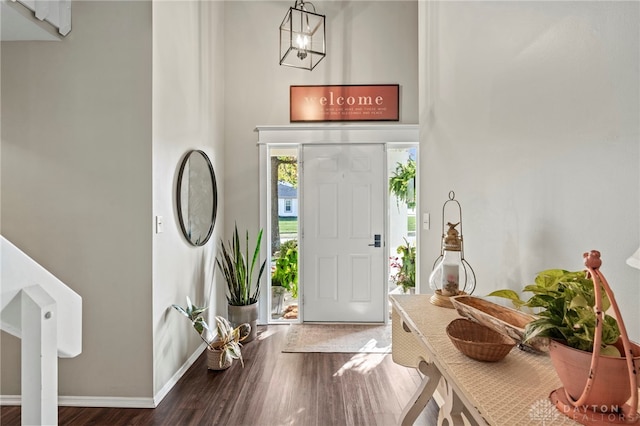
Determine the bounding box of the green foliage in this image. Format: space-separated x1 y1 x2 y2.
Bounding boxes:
391 238 416 292
172 296 209 335
272 239 298 298
217 224 267 306
485 289 527 309
488 269 620 353
279 238 298 255
407 215 416 233
277 157 298 187
389 159 416 210
172 297 250 368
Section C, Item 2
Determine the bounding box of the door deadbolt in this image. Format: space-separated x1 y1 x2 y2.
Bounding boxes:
368 234 381 248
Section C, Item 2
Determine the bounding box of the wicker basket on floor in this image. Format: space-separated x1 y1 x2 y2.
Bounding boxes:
446 318 516 362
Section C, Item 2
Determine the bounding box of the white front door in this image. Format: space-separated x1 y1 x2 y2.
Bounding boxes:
301 144 386 322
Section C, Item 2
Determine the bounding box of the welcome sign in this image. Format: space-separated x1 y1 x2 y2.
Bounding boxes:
290 85 399 122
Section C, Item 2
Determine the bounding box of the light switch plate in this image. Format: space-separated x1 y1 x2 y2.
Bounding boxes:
156 216 164 233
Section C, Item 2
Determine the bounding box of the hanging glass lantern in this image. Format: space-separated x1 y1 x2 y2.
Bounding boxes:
429 191 476 308
279 0 326 71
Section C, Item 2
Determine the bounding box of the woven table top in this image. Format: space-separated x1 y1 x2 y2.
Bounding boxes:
390 294 581 426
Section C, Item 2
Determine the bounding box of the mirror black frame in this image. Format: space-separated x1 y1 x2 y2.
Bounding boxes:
176 150 218 246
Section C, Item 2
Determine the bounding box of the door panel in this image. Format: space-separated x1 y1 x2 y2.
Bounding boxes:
350 254 371 301
317 183 338 238
317 255 338 300
351 183 372 238
302 144 385 322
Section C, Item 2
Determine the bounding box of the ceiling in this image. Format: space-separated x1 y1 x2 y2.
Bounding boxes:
1 0 60 41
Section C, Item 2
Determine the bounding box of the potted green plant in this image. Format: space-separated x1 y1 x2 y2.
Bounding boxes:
389 158 416 210
489 269 621 354
172 297 249 370
390 238 416 293
272 239 298 293
271 239 298 317
489 251 639 419
216 224 267 343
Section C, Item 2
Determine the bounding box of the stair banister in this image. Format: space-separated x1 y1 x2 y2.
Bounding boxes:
9 0 72 36
21 285 58 425
1 236 82 426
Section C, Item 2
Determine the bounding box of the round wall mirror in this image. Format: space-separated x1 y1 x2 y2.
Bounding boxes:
177 150 217 246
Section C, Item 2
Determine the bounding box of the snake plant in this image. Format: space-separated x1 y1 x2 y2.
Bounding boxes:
217 224 267 306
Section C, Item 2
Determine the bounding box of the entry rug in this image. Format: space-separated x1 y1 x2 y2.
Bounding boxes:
282 323 392 354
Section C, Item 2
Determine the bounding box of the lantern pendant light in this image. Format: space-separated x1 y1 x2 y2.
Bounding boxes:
429 191 476 308
279 0 326 71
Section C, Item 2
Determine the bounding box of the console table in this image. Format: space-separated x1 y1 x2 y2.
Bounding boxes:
390 294 580 425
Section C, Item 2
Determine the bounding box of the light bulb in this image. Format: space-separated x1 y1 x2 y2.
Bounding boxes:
296 34 309 60
296 34 309 49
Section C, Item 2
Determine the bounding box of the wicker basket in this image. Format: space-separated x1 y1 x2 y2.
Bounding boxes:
207 348 232 370
446 318 516 362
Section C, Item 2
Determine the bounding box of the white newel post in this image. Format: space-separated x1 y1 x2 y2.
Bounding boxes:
21 285 58 426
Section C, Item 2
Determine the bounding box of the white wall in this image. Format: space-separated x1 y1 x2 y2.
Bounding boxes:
1 0 153 398
223 1 419 244
1 0 228 403
419 1 640 340
152 0 226 397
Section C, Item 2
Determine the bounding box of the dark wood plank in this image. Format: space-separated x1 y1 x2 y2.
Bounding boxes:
1 325 439 425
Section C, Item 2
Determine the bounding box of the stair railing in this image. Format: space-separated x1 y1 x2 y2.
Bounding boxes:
1 236 82 425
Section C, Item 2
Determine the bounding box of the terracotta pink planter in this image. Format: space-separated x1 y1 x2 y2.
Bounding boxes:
549 339 640 409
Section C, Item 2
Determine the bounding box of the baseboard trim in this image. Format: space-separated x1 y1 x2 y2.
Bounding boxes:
59 396 156 408
153 343 206 406
0 395 21 406
0 344 206 409
0 395 155 408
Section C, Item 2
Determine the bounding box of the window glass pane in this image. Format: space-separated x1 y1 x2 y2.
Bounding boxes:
270 148 299 322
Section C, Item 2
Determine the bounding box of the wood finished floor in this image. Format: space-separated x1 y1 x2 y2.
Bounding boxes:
1 325 438 426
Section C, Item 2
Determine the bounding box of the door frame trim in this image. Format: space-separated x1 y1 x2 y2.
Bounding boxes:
256 124 419 146
257 124 419 325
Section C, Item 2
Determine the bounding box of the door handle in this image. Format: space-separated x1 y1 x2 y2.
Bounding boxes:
368 234 381 248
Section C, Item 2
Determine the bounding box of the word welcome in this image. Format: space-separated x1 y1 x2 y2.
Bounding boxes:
302 92 385 107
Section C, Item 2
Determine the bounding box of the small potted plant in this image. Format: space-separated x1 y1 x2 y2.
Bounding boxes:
390 238 416 293
271 239 298 316
216 224 267 342
271 240 298 292
489 251 639 420
389 158 416 210
172 297 250 370
270 264 288 316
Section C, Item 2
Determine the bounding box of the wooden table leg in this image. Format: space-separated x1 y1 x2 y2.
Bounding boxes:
438 378 467 426
400 358 442 426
